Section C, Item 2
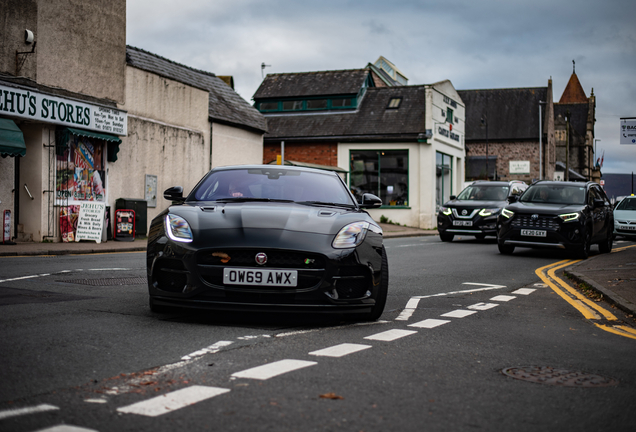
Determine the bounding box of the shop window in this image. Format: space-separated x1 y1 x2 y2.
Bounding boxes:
350 150 408 207
56 134 106 204
436 152 453 210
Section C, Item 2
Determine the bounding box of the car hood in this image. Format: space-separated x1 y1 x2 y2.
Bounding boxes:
443 199 505 209
506 202 584 213
168 202 372 235
614 210 636 221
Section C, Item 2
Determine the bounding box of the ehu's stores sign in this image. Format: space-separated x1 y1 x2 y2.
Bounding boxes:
0 83 127 136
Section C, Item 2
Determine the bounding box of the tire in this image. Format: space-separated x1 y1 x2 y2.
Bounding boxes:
598 226 613 254
575 227 591 259
440 232 454 242
474 233 486 240
365 246 388 321
498 241 515 255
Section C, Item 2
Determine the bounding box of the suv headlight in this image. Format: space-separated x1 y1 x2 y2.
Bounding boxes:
440 206 452 216
479 208 501 217
501 208 514 219
165 214 193 242
333 221 370 248
559 212 580 223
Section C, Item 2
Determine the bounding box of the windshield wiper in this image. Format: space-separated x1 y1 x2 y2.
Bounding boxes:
298 201 355 209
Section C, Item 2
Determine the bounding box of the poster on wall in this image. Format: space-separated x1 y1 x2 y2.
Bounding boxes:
75 202 106 243
56 135 106 204
145 174 157 208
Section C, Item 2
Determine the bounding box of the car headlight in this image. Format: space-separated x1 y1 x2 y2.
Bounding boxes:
479 208 500 217
332 221 370 249
165 214 193 243
440 206 452 216
501 208 514 219
559 212 580 223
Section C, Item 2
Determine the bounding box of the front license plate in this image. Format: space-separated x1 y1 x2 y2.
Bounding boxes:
223 268 298 287
521 229 547 237
453 220 473 226
623 225 636 231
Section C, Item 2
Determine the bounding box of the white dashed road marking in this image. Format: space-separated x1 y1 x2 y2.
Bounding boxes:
232 359 317 380
33 425 98 432
467 302 499 311
0 404 59 420
408 318 451 329
364 329 417 341
490 295 516 302
117 385 230 417
512 288 536 295
309 343 372 358
441 309 477 318
182 341 233 360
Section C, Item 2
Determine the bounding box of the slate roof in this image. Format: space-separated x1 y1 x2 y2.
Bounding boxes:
253 69 371 99
126 46 266 133
457 87 548 141
262 86 428 142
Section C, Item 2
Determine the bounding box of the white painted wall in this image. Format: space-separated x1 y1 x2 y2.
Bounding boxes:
211 122 264 168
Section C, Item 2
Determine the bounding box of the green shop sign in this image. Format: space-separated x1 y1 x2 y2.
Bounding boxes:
0 83 127 136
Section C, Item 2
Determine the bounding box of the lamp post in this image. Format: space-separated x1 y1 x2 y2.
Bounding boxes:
539 101 546 180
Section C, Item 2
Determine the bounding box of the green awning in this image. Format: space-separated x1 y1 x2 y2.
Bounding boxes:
66 127 122 144
0 118 26 157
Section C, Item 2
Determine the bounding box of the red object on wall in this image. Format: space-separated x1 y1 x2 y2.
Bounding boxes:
114 209 135 242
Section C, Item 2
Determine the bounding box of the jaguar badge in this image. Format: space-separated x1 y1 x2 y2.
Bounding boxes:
255 252 268 265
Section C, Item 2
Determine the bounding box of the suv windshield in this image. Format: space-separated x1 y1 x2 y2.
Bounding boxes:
616 198 636 210
456 185 509 201
520 185 585 205
190 168 355 206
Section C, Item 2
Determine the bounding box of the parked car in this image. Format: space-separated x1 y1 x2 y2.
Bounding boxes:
614 195 636 240
437 180 528 241
497 181 614 258
146 165 388 321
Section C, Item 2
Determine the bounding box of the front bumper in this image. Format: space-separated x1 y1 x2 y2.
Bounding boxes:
146 229 384 314
437 213 499 236
497 217 585 250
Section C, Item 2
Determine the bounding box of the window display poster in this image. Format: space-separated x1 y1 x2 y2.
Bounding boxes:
57 135 106 204
75 202 106 243
60 205 80 242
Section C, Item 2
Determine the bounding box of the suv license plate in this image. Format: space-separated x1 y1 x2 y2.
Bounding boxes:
521 229 546 237
223 268 298 287
623 225 636 231
453 220 473 226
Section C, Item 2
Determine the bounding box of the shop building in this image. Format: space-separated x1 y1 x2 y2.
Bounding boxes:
1 0 266 243
254 68 465 229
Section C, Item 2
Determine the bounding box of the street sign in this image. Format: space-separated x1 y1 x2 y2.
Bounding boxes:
620 118 636 144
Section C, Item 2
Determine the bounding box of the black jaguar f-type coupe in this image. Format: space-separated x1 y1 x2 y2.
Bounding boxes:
146 165 388 320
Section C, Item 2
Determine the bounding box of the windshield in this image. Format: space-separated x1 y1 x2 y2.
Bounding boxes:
616 198 636 211
456 185 509 201
520 185 585 205
190 168 355 206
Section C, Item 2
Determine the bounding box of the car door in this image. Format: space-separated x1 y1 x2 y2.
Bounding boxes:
588 185 608 240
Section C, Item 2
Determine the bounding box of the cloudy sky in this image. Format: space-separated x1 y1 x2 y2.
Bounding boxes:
127 0 636 174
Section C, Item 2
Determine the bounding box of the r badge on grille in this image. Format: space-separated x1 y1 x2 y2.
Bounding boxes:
255 252 268 265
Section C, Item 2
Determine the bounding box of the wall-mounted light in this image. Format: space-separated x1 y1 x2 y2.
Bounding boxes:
25 29 34 44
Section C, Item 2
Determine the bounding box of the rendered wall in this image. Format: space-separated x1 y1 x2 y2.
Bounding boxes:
211 122 264 168
1 0 38 79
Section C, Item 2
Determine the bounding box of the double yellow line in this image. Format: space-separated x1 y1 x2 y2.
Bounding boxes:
536 245 636 340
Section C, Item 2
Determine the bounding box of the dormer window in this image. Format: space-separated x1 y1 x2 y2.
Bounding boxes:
387 97 402 109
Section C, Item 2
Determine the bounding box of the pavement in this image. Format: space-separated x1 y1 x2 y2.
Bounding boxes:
1 223 635 317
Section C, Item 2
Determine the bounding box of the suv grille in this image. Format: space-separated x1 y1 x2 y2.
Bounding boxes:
512 215 559 230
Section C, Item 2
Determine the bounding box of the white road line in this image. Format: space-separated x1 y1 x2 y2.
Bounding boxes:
467 302 499 311
490 295 516 302
232 359 317 380
34 426 98 432
309 343 372 358
512 288 536 295
408 318 450 329
0 268 136 285
117 385 229 417
181 341 233 360
364 329 417 341
0 403 59 420
441 309 477 318
395 283 507 321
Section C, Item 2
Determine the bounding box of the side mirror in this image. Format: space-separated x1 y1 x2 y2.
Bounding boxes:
359 193 382 209
449 195 457 201
593 198 605 209
164 186 186 203
507 195 518 204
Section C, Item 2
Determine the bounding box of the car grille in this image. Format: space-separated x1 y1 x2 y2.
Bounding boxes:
196 249 326 290
512 215 559 230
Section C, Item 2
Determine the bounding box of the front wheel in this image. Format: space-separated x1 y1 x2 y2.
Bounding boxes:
598 226 613 254
365 246 388 321
440 232 454 242
575 227 591 259
498 241 515 255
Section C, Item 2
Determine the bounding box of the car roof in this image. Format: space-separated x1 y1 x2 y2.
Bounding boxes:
209 164 339 177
